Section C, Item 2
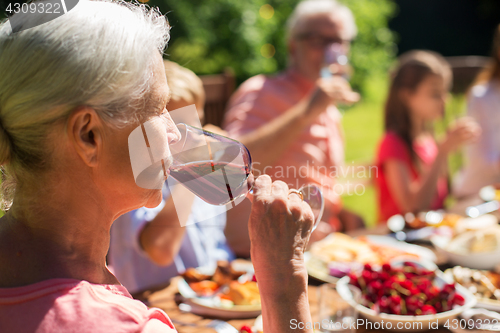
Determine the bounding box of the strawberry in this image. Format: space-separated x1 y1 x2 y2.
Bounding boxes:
378 296 390 313
348 272 359 288
380 272 390 281
421 305 436 315
240 325 252 333
403 261 419 269
451 293 465 306
361 270 372 283
368 280 382 294
348 262 460 316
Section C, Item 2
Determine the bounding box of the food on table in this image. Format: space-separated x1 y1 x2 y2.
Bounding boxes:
180 260 260 307
405 212 463 229
212 260 246 285
453 214 498 235
479 185 500 202
188 280 220 297
181 268 213 283
445 266 500 301
310 233 419 270
181 260 246 285
446 225 500 254
227 281 260 305
349 262 465 315
239 325 253 333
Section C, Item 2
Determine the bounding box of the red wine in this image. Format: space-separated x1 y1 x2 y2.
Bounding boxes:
168 161 253 205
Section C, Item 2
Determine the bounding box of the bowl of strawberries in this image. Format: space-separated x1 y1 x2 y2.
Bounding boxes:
336 260 476 332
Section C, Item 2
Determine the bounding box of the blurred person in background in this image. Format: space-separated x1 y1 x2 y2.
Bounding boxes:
453 24 500 199
223 0 364 242
375 50 480 223
0 2 316 332
109 60 234 295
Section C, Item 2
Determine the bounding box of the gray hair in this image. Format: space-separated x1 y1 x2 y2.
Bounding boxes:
0 0 170 209
286 0 357 41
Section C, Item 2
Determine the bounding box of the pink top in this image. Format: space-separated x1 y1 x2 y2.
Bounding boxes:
375 132 448 222
0 278 177 333
223 69 344 226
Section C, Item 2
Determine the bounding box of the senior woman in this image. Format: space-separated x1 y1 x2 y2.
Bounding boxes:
0 1 314 332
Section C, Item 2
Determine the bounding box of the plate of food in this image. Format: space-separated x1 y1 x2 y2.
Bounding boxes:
479 185 500 202
431 222 500 270
444 266 500 311
305 233 437 284
178 260 261 319
337 260 476 332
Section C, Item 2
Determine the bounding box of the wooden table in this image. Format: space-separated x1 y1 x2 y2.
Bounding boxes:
146 277 468 333
144 226 484 332
146 277 253 332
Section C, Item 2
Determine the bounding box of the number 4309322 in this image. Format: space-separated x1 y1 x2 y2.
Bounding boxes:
6 2 62 15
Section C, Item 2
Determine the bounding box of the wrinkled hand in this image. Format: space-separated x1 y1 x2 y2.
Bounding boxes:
440 117 481 153
248 175 314 284
305 76 360 120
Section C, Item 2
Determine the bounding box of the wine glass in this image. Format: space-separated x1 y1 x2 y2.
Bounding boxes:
168 123 324 229
321 43 349 79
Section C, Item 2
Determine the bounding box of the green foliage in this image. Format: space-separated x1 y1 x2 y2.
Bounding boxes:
342 0 398 92
142 0 397 92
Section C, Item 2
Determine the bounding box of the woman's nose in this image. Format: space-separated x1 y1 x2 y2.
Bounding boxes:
163 111 181 144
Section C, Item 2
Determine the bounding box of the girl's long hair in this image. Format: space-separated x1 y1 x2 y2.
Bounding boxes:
384 50 452 160
474 24 500 84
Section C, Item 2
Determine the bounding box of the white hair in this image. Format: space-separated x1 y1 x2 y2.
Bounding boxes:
286 0 357 41
0 0 170 209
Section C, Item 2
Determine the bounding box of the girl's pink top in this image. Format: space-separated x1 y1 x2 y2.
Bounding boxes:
375 132 448 222
0 278 177 333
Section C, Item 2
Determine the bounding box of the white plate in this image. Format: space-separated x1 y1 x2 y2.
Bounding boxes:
304 251 341 284
177 263 261 320
305 235 437 284
336 260 477 332
431 234 500 270
253 315 263 332
363 235 437 262
480 186 497 202
442 268 500 312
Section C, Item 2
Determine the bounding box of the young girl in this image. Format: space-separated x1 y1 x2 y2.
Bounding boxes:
375 50 480 222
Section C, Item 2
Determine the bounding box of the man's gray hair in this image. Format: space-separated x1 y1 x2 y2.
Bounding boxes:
286 0 357 41
0 0 170 209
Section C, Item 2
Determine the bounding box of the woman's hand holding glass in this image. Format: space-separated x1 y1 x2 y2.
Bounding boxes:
248 175 314 333
249 176 314 275
167 123 325 229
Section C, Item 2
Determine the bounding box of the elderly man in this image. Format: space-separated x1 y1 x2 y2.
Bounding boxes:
224 0 363 237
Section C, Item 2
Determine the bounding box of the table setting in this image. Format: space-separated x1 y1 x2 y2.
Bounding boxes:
140 182 500 333
135 125 500 333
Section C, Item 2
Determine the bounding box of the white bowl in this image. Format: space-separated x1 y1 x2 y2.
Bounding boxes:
336 261 476 332
431 234 500 270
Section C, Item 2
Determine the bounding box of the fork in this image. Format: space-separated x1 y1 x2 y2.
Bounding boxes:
206 320 239 333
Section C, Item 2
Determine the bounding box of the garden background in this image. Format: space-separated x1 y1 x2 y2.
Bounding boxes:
1 0 499 224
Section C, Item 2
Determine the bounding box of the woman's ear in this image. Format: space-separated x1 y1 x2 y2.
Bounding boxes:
67 107 103 167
